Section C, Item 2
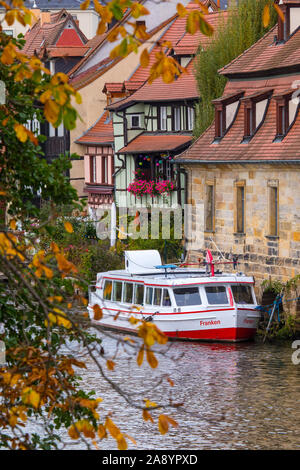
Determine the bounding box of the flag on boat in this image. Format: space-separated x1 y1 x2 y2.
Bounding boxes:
206 250 213 264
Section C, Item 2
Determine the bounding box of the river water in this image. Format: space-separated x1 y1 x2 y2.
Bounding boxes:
61 333 300 450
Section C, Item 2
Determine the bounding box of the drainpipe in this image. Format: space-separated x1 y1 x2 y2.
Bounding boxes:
178 167 188 261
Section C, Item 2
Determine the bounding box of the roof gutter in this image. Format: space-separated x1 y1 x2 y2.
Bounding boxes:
174 159 300 164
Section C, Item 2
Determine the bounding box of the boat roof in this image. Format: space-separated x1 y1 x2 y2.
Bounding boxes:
96 250 254 286
97 268 254 286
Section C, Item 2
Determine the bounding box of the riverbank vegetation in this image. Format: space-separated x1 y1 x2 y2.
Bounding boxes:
258 275 300 341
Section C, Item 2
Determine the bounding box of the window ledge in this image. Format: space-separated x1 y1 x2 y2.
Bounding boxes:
265 235 279 240
233 232 246 237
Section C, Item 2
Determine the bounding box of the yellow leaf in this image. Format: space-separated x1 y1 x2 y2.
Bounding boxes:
64 221 73 233
14 123 28 143
93 304 103 320
22 388 40 409
262 5 270 28
116 433 127 450
146 348 158 368
9 219 16 230
140 48 150 68
158 414 169 435
80 0 90 10
105 417 120 439
177 3 188 17
137 345 144 366
98 424 107 439
44 99 60 125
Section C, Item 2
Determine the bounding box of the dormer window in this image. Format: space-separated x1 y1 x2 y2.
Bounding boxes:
242 90 272 142
276 1 300 42
212 92 244 141
274 91 299 140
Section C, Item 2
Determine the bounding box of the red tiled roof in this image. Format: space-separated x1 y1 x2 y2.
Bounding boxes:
69 57 117 88
118 133 193 153
107 6 227 110
23 10 87 57
108 59 198 111
219 25 300 78
103 83 125 93
46 46 89 57
76 111 114 145
173 11 228 55
175 74 300 163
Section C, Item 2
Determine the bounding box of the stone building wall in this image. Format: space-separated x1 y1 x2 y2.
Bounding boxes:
185 163 300 296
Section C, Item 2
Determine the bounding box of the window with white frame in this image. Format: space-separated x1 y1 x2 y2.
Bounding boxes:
160 106 167 131
173 106 181 131
187 106 194 131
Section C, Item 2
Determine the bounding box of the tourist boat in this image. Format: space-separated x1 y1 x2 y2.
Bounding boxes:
87 250 260 342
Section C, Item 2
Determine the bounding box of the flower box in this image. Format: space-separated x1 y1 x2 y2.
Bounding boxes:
127 179 175 198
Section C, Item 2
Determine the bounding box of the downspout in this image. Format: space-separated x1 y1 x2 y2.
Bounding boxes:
112 110 127 204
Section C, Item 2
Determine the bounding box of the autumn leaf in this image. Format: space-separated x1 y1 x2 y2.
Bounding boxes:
80 0 90 10
44 99 60 125
98 424 107 439
273 3 285 23
14 123 28 143
158 414 178 435
177 3 188 17
158 414 169 435
9 219 17 230
142 409 154 423
262 5 270 28
21 388 40 409
106 360 115 371
105 417 121 439
140 48 150 68
64 221 73 233
93 304 103 320
116 433 127 450
146 348 158 369
137 345 144 366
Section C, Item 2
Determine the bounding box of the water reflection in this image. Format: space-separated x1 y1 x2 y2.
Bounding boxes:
61 335 300 450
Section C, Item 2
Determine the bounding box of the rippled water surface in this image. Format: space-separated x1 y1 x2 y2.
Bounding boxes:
61 335 299 450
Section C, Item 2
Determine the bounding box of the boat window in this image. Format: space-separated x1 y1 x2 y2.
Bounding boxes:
103 280 112 300
145 287 153 305
205 286 229 305
134 284 144 305
173 287 202 306
153 288 162 306
162 288 171 307
231 284 254 304
112 281 122 302
123 282 134 304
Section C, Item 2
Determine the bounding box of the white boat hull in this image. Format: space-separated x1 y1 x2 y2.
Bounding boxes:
87 304 260 342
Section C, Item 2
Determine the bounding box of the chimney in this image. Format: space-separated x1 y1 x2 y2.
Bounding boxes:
41 11 51 25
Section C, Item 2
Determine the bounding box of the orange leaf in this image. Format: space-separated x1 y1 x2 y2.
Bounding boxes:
142 409 154 423
262 5 270 28
146 348 158 369
158 414 169 435
93 304 103 320
137 345 144 366
106 360 115 371
140 48 150 68
273 3 285 23
64 221 73 233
